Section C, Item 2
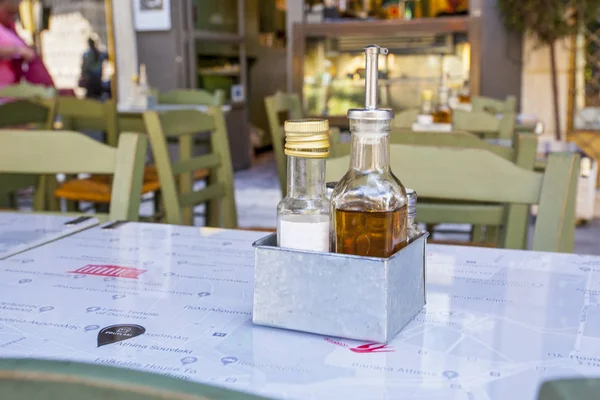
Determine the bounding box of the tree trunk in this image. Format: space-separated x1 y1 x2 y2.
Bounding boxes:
549 40 562 141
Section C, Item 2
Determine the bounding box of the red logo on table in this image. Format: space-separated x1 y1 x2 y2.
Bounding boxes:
68 265 147 279
349 343 394 353
325 337 394 353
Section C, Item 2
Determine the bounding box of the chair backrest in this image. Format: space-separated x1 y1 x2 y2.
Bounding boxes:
0 358 269 400
326 145 579 253
453 109 516 140
0 98 58 211
389 129 536 164
0 129 147 221
388 129 538 249
392 108 419 129
471 95 517 114
159 89 225 106
0 81 56 99
331 129 537 166
56 96 119 146
143 108 237 228
0 98 56 129
264 91 303 194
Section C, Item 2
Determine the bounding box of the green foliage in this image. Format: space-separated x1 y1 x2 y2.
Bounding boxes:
497 0 600 45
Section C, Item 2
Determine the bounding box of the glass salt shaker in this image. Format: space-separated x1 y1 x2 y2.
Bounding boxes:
277 119 331 252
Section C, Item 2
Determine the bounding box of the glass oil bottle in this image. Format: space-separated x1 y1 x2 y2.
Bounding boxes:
433 72 452 123
277 119 331 253
330 45 409 258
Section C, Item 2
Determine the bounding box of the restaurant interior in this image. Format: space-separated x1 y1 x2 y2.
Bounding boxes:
0 0 599 399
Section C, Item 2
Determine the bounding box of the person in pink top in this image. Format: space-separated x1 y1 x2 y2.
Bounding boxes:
0 0 53 89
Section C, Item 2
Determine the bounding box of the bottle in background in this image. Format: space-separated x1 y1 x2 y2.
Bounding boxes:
458 79 471 104
136 64 150 109
433 73 452 123
420 89 434 115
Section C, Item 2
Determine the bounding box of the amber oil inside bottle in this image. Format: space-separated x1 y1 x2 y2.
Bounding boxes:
433 108 452 123
331 120 408 258
335 206 408 258
458 94 471 104
433 75 452 123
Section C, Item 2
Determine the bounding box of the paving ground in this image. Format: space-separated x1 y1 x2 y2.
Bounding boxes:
232 153 600 256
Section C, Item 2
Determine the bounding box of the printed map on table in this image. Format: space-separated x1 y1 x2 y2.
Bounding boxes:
0 213 98 259
0 221 598 400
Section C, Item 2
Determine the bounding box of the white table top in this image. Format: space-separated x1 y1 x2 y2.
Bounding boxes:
118 103 233 114
411 114 542 134
0 212 98 259
0 221 599 400
411 122 452 132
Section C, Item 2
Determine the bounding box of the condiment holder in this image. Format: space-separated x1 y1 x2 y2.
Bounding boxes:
252 232 427 343
252 44 427 343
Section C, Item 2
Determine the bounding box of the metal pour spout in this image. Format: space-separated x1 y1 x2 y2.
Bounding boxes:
364 45 388 111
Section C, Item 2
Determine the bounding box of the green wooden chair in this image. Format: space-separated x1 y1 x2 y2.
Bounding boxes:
0 98 58 211
265 91 345 192
326 145 580 253
389 130 538 248
0 358 269 400
538 378 600 400
57 96 119 147
392 108 420 129
264 91 303 193
143 108 237 228
0 129 147 222
0 98 56 129
328 129 538 248
330 128 534 161
54 97 162 215
0 81 56 99
453 108 517 140
159 88 226 106
471 95 517 115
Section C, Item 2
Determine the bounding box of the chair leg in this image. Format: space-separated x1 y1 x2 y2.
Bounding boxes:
7 191 17 209
96 203 110 214
425 224 436 238
63 174 78 212
33 176 47 212
153 190 161 216
206 198 220 227
484 226 500 246
45 175 61 212
66 200 78 212
471 225 486 243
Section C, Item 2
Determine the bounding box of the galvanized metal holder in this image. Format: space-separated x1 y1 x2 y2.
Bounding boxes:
252 232 428 343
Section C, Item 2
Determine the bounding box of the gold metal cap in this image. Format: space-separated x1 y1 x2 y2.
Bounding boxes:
284 119 330 158
284 118 329 133
421 89 433 100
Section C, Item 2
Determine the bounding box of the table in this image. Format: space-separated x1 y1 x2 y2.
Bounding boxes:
411 114 543 135
117 104 233 133
0 221 599 400
0 212 98 259
411 122 452 132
